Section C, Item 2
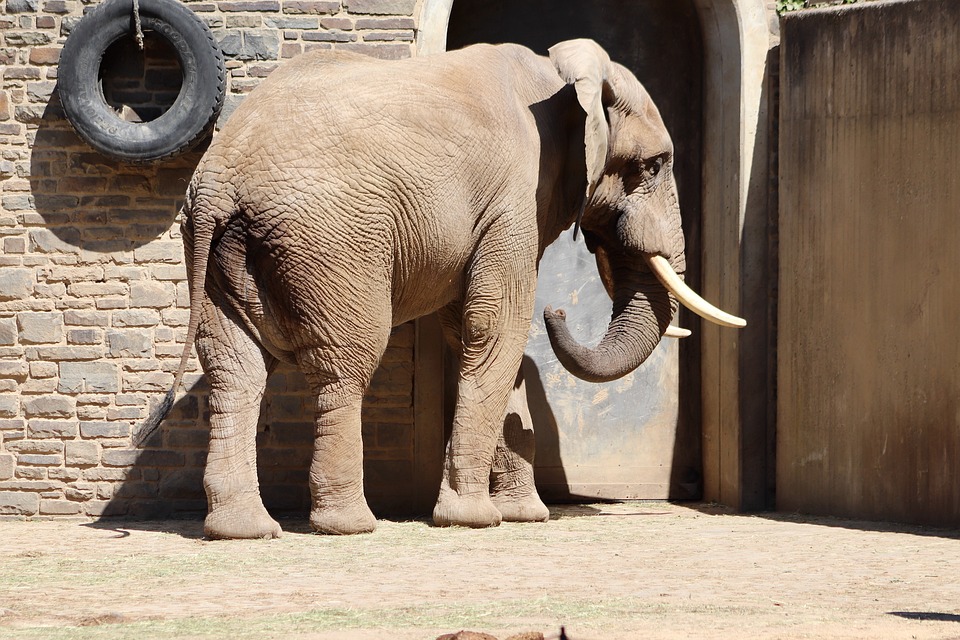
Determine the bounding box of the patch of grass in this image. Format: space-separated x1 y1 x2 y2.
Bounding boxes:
0 596 754 640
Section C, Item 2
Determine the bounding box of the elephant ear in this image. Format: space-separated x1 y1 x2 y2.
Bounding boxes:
548 39 613 199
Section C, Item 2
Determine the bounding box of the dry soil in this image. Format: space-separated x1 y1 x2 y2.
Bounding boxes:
0 502 958 639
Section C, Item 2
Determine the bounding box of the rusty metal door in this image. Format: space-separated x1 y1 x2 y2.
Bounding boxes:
446 0 704 500
523 235 691 500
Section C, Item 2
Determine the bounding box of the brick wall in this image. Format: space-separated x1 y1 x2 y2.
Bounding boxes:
0 0 421 518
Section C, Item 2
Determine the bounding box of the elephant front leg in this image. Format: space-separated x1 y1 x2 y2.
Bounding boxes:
433 376 510 528
197 301 282 540
489 368 549 522
433 246 535 528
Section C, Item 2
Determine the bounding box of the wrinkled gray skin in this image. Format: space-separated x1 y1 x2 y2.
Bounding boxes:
163 39 685 538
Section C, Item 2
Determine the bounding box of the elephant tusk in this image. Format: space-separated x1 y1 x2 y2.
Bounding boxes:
645 255 747 328
664 325 692 338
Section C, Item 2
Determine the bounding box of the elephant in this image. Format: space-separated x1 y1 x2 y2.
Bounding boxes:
138 38 744 539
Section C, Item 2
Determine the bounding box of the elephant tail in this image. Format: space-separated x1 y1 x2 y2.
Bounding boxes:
133 179 224 447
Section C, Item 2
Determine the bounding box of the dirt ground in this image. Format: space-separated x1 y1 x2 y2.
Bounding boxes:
0 502 958 640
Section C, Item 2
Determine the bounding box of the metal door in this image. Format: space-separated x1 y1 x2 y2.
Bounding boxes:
446 0 704 499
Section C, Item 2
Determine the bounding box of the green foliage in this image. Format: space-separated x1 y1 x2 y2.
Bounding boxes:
777 0 867 14
777 0 805 12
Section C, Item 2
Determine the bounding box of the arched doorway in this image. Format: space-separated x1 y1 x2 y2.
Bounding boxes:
414 0 777 508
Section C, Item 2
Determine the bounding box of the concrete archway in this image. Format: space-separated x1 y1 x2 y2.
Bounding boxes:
413 0 778 509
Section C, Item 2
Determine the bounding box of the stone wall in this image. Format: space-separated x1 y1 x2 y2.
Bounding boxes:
0 0 421 518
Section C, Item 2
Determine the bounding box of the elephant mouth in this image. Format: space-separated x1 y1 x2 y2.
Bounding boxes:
585 227 743 332
543 243 744 383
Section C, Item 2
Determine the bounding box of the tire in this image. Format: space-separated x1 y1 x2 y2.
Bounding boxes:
58 0 225 163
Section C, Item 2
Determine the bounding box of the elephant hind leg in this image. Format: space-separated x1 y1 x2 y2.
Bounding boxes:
305 394 377 535
196 298 281 540
299 339 387 535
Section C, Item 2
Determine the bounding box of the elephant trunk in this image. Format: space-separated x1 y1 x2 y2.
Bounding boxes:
544 262 678 383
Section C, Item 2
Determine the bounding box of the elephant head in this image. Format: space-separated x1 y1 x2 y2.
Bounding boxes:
544 39 745 383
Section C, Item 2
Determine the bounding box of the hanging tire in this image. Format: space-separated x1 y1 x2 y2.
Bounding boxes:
58 0 225 163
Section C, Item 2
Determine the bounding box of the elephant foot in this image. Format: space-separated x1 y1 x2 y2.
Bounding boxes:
433 487 503 528
204 497 282 540
310 499 376 535
491 490 550 523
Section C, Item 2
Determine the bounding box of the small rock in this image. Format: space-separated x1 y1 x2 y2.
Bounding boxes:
436 632 499 640
78 612 128 626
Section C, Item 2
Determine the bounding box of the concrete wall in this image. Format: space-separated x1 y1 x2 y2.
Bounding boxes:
0 0 421 518
778 0 960 526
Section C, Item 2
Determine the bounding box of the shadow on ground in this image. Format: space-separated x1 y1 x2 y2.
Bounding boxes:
889 612 960 623
678 502 960 540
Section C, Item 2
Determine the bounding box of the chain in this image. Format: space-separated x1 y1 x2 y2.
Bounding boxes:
132 0 144 50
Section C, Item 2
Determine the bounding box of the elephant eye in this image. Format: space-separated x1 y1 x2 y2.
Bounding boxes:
646 155 665 180
623 154 668 193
